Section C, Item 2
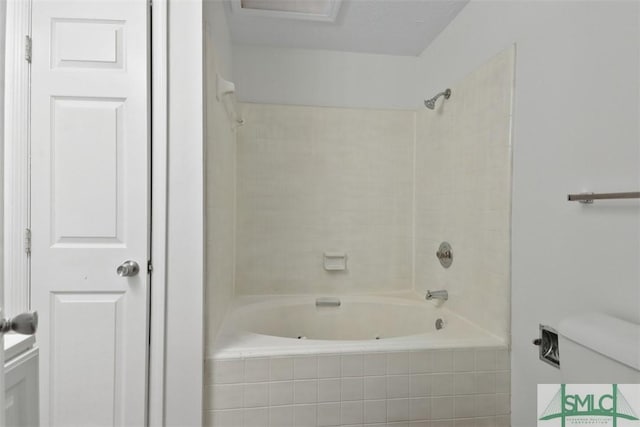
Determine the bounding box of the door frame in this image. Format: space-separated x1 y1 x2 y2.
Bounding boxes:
148 0 168 424
3 0 31 320
149 0 204 425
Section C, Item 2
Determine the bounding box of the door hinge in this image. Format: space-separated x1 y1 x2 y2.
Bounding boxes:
25 36 32 63
147 260 153 274
24 228 31 255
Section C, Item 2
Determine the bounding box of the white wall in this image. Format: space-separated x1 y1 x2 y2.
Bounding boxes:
415 47 513 341
204 0 237 352
417 1 640 426
205 0 233 80
233 45 422 110
235 103 414 294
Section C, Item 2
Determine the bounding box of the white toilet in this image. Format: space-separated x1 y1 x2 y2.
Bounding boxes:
558 313 640 383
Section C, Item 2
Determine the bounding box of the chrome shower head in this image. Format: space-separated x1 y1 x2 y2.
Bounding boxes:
424 88 452 110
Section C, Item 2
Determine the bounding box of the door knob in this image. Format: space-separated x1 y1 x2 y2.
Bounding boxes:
0 311 38 335
117 260 140 277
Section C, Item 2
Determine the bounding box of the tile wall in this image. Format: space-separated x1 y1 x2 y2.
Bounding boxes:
233 48 513 341
205 347 510 427
211 49 515 426
414 47 514 339
235 104 415 295
204 20 236 344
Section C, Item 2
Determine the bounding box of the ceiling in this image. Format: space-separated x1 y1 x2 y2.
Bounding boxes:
225 0 469 57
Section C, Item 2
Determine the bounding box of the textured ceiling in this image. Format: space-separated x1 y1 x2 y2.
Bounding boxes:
225 0 469 56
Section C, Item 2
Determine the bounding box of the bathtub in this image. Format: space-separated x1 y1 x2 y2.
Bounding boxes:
207 294 511 426
213 293 504 359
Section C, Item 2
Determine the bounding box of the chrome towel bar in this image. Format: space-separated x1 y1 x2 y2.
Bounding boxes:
567 191 640 204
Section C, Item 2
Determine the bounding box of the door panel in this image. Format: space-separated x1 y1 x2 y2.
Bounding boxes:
51 292 125 426
31 1 150 425
51 96 125 245
52 20 125 69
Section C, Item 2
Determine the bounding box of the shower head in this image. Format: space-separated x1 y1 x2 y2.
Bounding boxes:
424 88 452 110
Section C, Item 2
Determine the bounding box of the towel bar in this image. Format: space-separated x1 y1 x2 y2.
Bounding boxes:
567 191 640 204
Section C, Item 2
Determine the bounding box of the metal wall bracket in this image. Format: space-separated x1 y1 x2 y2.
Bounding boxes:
24 228 31 255
24 35 31 63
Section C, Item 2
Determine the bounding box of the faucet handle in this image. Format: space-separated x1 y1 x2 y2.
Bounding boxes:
436 242 453 268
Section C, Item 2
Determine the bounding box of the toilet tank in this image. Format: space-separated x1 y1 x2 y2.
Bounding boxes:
558 313 640 383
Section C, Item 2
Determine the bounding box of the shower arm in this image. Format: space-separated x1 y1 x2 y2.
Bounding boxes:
424 88 452 109
434 89 451 101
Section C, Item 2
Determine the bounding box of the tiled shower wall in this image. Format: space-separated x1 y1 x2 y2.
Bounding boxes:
232 48 513 340
414 47 514 339
235 105 414 295
211 49 514 426
204 8 236 345
205 347 510 427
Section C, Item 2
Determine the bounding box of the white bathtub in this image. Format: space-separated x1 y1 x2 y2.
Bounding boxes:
208 294 510 426
213 293 505 359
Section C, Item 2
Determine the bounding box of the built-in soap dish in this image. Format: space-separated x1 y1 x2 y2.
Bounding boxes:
324 252 347 271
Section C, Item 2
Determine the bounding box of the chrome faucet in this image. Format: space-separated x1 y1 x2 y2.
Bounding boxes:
425 290 448 301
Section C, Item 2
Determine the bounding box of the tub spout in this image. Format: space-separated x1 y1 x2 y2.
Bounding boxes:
426 290 448 301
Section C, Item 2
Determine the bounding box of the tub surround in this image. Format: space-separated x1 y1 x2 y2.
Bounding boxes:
232 48 513 340
209 48 514 426
236 104 414 295
415 47 514 340
204 2 237 347
206 346 510 426
208 294 509 425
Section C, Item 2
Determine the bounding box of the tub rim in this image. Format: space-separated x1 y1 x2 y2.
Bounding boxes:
211 292 506 359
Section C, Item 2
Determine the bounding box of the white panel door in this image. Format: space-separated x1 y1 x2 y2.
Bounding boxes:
30 1 150 425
